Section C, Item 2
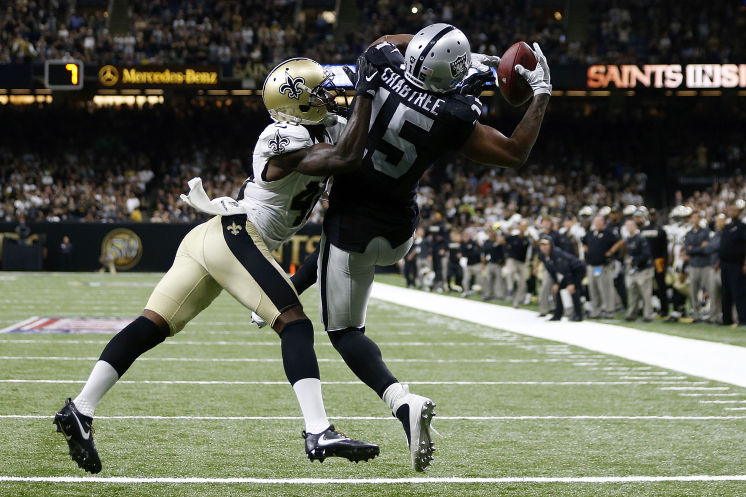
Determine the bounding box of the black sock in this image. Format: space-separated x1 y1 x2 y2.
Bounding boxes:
290 247 319 295
99 316 169 377
280 319 320 385
328 328 397 397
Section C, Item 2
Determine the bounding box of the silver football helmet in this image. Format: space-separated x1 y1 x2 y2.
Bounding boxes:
404 23 471 93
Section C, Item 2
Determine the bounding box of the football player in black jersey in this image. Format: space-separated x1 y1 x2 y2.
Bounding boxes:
286 23 551 471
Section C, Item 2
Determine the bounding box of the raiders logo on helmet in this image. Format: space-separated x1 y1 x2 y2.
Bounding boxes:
449 53 468 78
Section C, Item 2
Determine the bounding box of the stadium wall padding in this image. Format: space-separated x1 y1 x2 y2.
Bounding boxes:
0 222 323 272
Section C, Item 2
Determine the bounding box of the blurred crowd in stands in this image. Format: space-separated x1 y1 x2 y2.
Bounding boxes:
0 101 267 223
582 0 746 64
0 99 744 226
2 0 744 66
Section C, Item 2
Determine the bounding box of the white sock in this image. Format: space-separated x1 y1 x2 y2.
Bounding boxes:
292 378 330 434
382 382 407 412
73 361 120 418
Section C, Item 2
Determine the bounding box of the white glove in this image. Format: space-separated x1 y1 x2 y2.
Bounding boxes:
250 311 267 329
514 42 551 96
471 52 501 72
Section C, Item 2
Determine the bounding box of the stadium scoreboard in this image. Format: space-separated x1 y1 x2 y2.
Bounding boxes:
44 60 84 90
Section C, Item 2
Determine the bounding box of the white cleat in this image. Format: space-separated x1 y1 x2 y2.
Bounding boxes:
250 311 267 329
392 385 437 472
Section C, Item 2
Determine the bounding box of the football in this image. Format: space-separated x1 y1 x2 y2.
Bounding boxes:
497 41 537 106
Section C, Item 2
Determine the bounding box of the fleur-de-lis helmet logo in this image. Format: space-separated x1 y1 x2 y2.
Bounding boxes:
268 129 290 154
279 72 305 100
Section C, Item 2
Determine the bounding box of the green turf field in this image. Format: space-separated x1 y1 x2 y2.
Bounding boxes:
1 272 745 496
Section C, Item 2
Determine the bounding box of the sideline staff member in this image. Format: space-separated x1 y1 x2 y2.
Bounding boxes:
718 199 746 326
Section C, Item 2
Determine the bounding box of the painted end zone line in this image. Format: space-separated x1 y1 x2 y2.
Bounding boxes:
1 475 745 484
370 283 746 388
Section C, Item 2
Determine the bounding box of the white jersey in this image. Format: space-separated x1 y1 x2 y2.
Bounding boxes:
238 119 346 251
563 223 586 259
664 222 689 272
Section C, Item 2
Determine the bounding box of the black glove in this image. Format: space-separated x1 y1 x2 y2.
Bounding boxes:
459 69 494 96
343 54 380 98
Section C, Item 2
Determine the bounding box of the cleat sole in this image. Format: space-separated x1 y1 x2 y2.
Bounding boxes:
307 443 379 464
413 400 436 472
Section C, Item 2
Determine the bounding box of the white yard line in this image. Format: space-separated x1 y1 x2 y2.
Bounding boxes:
2 415 745 421
659 386 730 391
699 400 746 404
0 339 517 347
678 393 740 397
371 283 746 388
0 356 604 364
0 379 708 386
620 376 687 380
1 475 745 484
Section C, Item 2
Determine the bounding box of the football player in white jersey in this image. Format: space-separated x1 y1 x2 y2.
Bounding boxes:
53 56 382 473
665 205 693 319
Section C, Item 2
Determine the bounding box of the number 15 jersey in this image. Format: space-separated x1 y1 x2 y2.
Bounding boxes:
324 41 482 252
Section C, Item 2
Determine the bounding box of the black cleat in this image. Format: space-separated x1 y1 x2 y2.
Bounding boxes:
53 398 101 474
302 425 379 463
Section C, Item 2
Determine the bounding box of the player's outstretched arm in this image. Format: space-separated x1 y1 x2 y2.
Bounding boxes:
368 34 413 51
460 43 552 169
267 56 378 178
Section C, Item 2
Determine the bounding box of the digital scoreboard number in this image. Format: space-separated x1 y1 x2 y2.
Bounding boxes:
44 60 84 90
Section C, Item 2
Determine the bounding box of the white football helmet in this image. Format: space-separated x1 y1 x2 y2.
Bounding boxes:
634 206 649 222
578 205 594 218
670 205 693 221
622 204 637 217
404 23 471 93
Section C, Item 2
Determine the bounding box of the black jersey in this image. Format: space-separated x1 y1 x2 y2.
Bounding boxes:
640 222 667 260
324 41 482 252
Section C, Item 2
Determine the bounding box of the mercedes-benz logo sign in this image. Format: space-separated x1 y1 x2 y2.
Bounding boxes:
99 65 119 86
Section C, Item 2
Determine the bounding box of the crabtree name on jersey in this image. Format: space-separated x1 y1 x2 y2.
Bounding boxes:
379 67 445 115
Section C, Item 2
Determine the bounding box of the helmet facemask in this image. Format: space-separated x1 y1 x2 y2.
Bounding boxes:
301 68 343 116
